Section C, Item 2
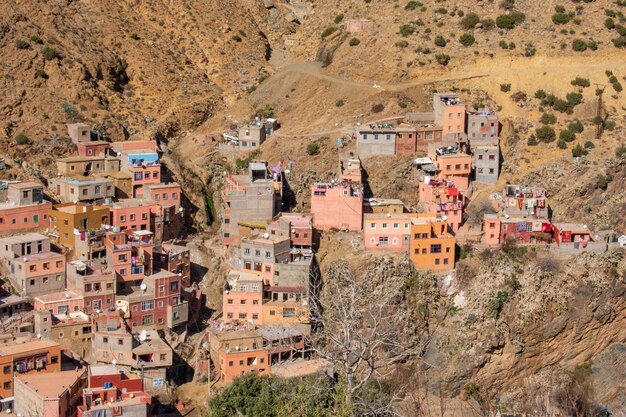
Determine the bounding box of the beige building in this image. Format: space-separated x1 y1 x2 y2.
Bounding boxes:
56 156 120 177
50 177 115 203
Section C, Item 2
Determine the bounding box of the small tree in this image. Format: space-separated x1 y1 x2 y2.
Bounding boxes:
459 33 475 47
536 126 556 142
572 39 587 52
434 36 447 47
496 12 525 29
552 13 570 24
567 120 584 133
460 12 480 29
500 83 511 92
61 102 79 120
15 133 29 145
371 103 385 113
349 37 361 46
306 143 320 155
571 77 590 88
527 134 539 146
15 39 30 49
435 53 450 65
321 27 337 39
42 47 59 60
334 13 344 24
399 24 415 37
335 99 345 107
540 113 557 125
559 130 576 142
572 143 587 157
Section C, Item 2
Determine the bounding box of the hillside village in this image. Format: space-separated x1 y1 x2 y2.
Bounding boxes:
0 83 623 415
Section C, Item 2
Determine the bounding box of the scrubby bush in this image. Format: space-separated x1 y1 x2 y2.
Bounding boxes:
395 40 409 48
536 126 556 142
35 68 48 79
405 1 422 10
557 139 568 149
612 81 623 92
461 12 481 29
321 27 337 39
500 83 511 92
605 18 616 29
568 120 584 133
572 143 588 157
584 141 594 149
527 134 539 146
496 11 525 29
306 143 320 155
371 103 385 113
552 13 571 24
15 133 29 145
130 33 140 40
572 39 587 51
61 102 78 119
559 129 576 142
15 39 30 49
596 173 613 190
30 35 43 44
435 53 451 65
571 77 590 87
482 18 495 30
435 36 447 47
499 40 509 49
535 89 547 99
335 99 344 107
555 5 566 12
524 42 536 56
459 33 475 46
434 7 447 14
42 47 59 60
349 37 361 46
616 145 626 157
334 13 344 24
399 24 415 37
540 113 557 124
566 92 583 106
231 34 242 42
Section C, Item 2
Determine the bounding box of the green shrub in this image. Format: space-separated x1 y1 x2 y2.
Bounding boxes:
435 53 451 65
349 37 361 46
334 13 344 24
535 89 547 99
231 34 242 42
572 39 587 51
615 145 626 157
496 11 525 29
555 5 566 12
399 101 408 109
395 40 409 48
557 139 568 149
30 35 43 44
42 47 59 60
552 13 571 24
482 18 495 30
321 27 337 39
559 129 576 142
459 33 475 47
15 39 30 49
540 113 557 124
335 99 345 107
434 7 447 14
499 40 509 49
612 36 626 47
588 40 598 50
605 18 616 29
405 1 422 10
524 42 536 56
604 120 616 131
457 10 465 17
527 134 539 146
61 102 78 119
536 126 556 142
35 68 48 79
15 133 29 145
461 12 480 29
500 83 511 92
306 143 320 156
567 121 584 133
434 36 447 47
371 103 385 113
612 81 623 92
130 33 140 40
566 92 583 106
570 77 590 87
572 143 588 157
399 24 415 37
596 173 613 190
490 290 509 320
584 140 594 149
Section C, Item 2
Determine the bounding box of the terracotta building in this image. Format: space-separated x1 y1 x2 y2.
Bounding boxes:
0 182 51 233
223 270 264 325
66 260 116 314
363 212 412 251
48 202 111 248
13 368 86 417
433 92 466 141
418 177 464 232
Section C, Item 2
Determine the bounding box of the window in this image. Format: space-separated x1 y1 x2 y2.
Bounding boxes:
118 353 124 360
29 279 35 286
170 281 179 291
252 313 259 320
240 300 246 305
382 223 388 229
435 259 440 265
130 214 135 221
142 213 148 220
489 168 495 174
370 223 376 229
446 247 451 253
254 250 261 257
489 154 495 160
51 355 58 364
243 248 250 255
120 215 126 223
228 361 233 367
393 223 399 229
238 313 247 319
142 315 153 325
141 300 154 311
56 260 63 268
269 310 276 316
117 338 124 345
119 268 126 276
265 266 271 273
85 284 92 292
370 238 375 244
444 258 449 265
478 154 483 160
3 381 10 390
227 299 233 305
160 354 167 361
227 313 233 319
3 365 10 374
283 308 296 318
265 251 271 258
158 300 163 308
430 244 442 253
374 134 379 140
252 300 259 305
57 305 69 315
379 237 388 245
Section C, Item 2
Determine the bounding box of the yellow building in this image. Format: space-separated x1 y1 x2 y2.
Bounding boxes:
48 203 110 248
409 214 455 270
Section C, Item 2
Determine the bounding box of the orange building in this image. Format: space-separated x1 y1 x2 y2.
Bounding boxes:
409 214 456 270
0 339 62 401
428 144 472 193
48 203 110 248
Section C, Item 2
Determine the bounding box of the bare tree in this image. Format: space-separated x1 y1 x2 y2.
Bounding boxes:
309 257 438 414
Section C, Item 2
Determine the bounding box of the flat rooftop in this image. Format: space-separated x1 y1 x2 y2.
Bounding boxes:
9 182 42 190
0 338 59 356
0 233 49 245
53 203 108 214
57 156 116 163
17 251 64 262
272 213 312 228
16 368 85 398
106 199 152 209
56 177 112 186
34 291 82 304
0 294 27 306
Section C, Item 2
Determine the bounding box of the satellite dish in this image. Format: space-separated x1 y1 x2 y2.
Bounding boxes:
442 216 448 221
140 283 147 291
284 169 290 174
112 359 117 366
262 233 269 239
139 330 147 342
36 334 41 339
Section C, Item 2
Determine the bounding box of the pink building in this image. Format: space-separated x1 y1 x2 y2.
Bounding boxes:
363 213 412 251
428 144 472 193
267 212 314 248
33 291 84 315
223 270 264 325
0 182 51 233
418 177 464 232
66 261 116 314
105 230 153 284
433 93 466 140
142 183 181 212
14 368 86 417
106 199 156 232
77 141 110 157
311 155 363 232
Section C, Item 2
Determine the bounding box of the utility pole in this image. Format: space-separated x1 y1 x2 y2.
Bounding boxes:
595 84 605 140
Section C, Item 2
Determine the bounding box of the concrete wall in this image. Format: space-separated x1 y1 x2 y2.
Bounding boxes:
473 146 499 184
357 130 396 157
